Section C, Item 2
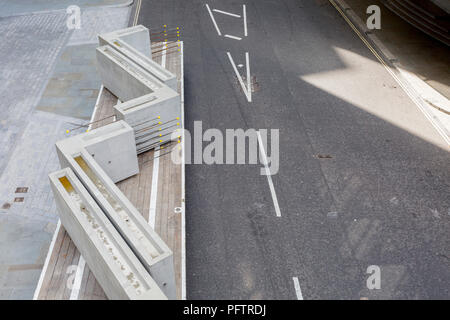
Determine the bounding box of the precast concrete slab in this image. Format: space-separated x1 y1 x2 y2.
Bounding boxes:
114 88 181 154
99 25 152 57
56 121 139 183
96 45 158 102
104 37 177 91
49 167 167 300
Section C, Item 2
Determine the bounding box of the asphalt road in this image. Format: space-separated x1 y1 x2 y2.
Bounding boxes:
138 0 450 299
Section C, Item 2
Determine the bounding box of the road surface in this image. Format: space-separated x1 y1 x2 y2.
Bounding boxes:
137 0 450 299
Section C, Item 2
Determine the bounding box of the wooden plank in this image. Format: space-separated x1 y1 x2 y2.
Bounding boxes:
46 230 71 299
36 225 66 299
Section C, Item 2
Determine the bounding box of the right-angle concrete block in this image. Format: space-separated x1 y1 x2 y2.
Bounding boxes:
49 168 167 300
99 25 152 57
114 87 181 154
106 38 177 91
56 121 139 183
96 45 159 102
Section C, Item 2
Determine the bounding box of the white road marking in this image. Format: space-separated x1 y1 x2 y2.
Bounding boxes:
227 52 251 102
149 50 167 229
180 41 187 300
293 277 304 300
133 0 142 26
257 131 281 217
213 9 241 18
243 4 248 37
64 84 106 299
149 146 160 229
69 256 86 300
206 4 222 36
246 52 251 102
161 41 167 69
33 220 61 300
225 34 242 41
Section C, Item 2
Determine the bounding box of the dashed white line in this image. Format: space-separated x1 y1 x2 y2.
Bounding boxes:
246 52 251 102
225 34 242 41
257 131 281 217
206 4 222 36
161 41 167 68
133 0 142 26
292 277 304 300
213 8 241 18
243 4 248 37
227 52 251 102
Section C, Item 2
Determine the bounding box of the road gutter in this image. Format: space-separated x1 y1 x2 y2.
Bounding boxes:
329 0 450 146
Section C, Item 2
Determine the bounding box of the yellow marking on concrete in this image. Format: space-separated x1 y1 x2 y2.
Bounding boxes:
59 176 74 193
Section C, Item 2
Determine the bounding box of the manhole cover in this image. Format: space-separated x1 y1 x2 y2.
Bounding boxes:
235 75 260 93
15 187 28 193
14 197 24 203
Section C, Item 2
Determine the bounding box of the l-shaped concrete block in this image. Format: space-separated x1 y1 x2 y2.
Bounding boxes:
55 121 176 299
49 168 167 300
99 25 152 57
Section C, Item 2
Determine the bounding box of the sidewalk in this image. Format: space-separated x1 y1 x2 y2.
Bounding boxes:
0 0 132 17
0 2 131 299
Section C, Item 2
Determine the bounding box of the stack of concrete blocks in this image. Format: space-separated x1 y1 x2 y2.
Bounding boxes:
53 121 176 299
49 168 167 300
96 25 181 153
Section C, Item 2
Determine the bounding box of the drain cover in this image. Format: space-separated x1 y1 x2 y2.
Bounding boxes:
15 187 28 193
14 197 24 203
2 203 11 209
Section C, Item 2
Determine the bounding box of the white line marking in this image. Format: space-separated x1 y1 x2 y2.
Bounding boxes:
224 34 242 41
246 52 251 102
213 8 241 18
161 41 167 69
227 52 251 102
180 41 186 300
257 131 281 217
33 220 61 300
69 256 86 300
243 4 248 36
149 146 160 229
87 85 104 130
64 83 106 300
206 4 222 36
293 277 304 300
133 0 142 26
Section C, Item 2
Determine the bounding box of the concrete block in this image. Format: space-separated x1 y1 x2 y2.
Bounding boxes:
105 38 177 91
55 147 176 299
49 168 167 300
114 87 181 154
56 121 139 183
96 45 158 102
99 25 152 57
